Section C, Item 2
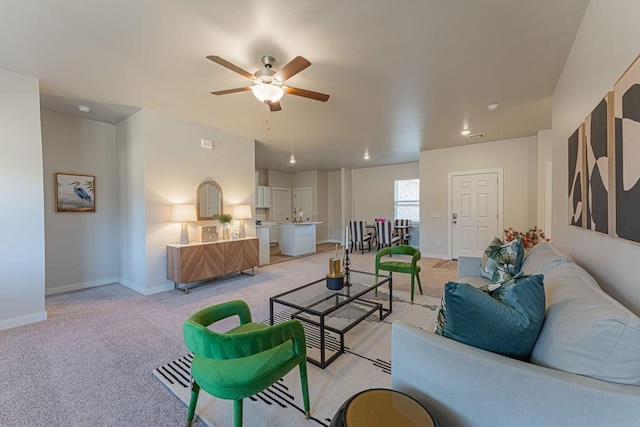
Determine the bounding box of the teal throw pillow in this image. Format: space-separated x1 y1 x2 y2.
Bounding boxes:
480 236 524 283
434 274 545 360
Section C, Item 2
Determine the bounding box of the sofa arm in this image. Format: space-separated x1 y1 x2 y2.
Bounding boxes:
457 256 482 277
391 321 640 427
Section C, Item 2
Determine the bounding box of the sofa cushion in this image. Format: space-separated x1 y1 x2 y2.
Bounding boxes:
530 262 640 385
434 274 545 360
521 241 571 276
480 237 524 283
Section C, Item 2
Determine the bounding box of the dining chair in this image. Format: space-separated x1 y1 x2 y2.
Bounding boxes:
375 245 423 303
375 220 400 250
183 300 310 427
394 219 412 245
349 220 373 253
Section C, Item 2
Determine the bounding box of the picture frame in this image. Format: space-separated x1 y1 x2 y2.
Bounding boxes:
614 54 640 243
568 123 585 227
55 173 96 212
584 92 613 234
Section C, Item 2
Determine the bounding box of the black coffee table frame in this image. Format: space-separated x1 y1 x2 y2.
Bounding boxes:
269 270 392 368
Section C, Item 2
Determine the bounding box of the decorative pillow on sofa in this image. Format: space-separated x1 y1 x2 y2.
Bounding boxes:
480 236 524 283
434 274 545 360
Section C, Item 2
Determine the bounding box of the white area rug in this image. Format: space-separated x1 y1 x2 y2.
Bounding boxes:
153 289 440 426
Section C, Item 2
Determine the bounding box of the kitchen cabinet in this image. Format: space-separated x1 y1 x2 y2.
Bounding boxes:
256 185 272 208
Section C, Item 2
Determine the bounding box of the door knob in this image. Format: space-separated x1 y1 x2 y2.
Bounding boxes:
452 212 457 224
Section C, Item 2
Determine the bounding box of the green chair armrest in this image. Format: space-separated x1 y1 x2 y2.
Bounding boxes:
185 313 307 360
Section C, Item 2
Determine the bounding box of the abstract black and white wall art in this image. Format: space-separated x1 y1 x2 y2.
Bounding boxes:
615 55 640 243
568 123 585 227
585 93 612 234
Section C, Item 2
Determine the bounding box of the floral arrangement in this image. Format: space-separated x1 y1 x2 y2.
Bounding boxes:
504 226 549 250
375 218 388 222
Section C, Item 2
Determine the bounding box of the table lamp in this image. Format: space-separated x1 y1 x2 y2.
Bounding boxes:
233 204 252 238
172 204 197 244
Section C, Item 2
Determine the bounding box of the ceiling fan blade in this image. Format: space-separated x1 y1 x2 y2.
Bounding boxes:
269 102 282 112
210 87 252 95
206 55 254 80
275 56 311 81
285 86 330 102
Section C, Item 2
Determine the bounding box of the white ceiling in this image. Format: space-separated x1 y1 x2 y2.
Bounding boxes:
0 0 590 172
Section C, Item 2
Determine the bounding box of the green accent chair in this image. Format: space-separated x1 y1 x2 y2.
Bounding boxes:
375 245 423 303
183 300 310 427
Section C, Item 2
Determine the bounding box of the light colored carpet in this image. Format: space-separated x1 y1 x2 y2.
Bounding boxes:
0 250 456 426
153 289 440 426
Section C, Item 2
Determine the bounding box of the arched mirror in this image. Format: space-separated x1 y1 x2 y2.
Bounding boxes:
196 181 223 220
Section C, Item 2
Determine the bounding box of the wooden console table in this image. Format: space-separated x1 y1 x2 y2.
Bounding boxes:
167 237 259 293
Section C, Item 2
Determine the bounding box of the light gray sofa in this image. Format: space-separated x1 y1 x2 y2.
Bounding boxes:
391 242 640 426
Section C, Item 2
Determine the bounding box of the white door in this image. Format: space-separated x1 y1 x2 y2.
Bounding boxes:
451 172 500 259
293 187 312 221
272 187 291 222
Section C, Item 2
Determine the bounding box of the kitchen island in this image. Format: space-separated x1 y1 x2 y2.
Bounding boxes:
277 222 322 256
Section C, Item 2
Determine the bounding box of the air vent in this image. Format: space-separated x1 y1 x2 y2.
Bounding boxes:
468 133 485 139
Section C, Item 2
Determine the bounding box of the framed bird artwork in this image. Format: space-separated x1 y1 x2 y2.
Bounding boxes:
55 173 95 212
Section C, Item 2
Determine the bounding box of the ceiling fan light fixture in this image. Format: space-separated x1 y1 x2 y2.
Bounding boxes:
251 83 285 103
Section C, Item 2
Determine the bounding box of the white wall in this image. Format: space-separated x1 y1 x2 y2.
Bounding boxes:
327 171 342 242
41 110 120 295
419 136 537 258
142 110 255 293
352 162 419 222
341 168 352 245
552 0 640 313
316 170 328 242
537 129 553 234
0 69 47 330
268 170 294 189
116 111 147 291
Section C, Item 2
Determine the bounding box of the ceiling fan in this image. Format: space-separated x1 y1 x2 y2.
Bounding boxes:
207 55 330 112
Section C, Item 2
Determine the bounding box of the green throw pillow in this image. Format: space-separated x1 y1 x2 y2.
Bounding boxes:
480 236 524 283
434 274 545 360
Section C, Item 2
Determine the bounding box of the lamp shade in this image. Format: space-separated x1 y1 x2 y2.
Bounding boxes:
251 83 285 103
172 204 197 222
233 204 252 219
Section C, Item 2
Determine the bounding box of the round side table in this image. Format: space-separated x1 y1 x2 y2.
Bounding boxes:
329 388 438 427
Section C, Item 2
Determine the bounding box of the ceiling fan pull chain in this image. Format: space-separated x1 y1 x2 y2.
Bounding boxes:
265 103 270 131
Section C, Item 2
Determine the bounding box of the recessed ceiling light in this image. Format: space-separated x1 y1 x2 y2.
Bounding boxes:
488 103 500 111
364 150 370 160
289 155 296 164
77 105 92 113
460 130 471 136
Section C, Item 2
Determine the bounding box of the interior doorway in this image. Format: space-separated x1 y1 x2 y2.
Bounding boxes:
293 187 312 221
448 169 503 259
272 187 291 222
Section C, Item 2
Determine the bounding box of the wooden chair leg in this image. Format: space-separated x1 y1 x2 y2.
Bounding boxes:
186 380 200 427
234 399 243 427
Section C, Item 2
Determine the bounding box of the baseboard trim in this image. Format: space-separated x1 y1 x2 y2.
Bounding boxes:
118 278 173 296
45 277 119 296
0 310 48 331
422 252 450 260
142 283 175 295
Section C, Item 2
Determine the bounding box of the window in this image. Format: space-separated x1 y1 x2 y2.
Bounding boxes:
395 179 420 223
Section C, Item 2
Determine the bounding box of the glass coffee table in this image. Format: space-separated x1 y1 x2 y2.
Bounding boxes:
270 270 392 368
